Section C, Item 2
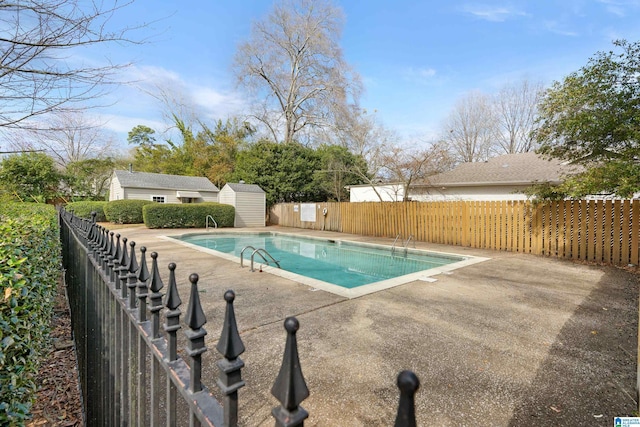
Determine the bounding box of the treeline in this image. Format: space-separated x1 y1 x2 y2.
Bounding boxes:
0 117 369 207
128 118 368 206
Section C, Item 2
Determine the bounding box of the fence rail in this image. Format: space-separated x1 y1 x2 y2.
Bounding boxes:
269 200 640 266
60 209 420 426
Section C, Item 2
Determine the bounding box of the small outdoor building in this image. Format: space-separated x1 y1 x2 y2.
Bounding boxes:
109 170 219 203
410 152 579 201
348 153 579 202
219 182 266 227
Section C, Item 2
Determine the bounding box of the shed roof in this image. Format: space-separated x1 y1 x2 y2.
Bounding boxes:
113 170 219 192
416 152 579 187
223 183 265 193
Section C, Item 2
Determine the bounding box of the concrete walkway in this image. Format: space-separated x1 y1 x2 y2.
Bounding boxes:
116 225 638 426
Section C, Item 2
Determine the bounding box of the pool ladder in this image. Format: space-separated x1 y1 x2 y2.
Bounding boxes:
391 234 414 255
206 215 218 231
240 245 281 272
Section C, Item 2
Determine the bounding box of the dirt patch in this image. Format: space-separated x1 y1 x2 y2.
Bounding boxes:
27 282 82 427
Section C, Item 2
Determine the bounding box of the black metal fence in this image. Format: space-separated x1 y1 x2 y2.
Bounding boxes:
59 209 421 426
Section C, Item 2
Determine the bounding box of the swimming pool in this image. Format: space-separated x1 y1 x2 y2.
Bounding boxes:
168 232 489 298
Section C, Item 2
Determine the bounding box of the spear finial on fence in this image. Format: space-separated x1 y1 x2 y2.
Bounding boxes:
87 224 97 257
127 241 139 274
185 273 208 393
100 227 109 269
216 290 245 360
148 252 164 339
165 263 181 310
271 317 309 427
127 241 139 309
111 232 118 259
185 274 206 330
118 237 129 298
119 237 129 268
87 221 96 245
164 263 182 361
111 234 121 285
137 246 150 322
216 290 246 427
394 370 420 427
92 225 101 255
101 226 109 254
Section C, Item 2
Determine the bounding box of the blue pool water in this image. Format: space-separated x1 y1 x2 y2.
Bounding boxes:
174 232 464 289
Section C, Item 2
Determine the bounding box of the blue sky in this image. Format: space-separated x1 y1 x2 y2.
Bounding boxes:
95 0 640 146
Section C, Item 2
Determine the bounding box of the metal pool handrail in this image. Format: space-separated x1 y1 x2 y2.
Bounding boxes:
251 248 281 272
206 215 218 231
240 245 256 267
240 245 281 271
403 234 414 250
391 234 401 254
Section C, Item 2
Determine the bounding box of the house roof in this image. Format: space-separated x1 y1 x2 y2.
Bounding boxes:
223 182 265 193
416 152 579 187
113 170 219 192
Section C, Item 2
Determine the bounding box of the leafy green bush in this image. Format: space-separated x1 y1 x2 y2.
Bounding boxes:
104 199 154 224
0 203 60 425
143 202 235 228
65 201 108 222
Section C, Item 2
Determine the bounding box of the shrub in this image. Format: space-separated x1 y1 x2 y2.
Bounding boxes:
143 202 235 228
0 203 60 425
104 199 154 224
65 201 108 222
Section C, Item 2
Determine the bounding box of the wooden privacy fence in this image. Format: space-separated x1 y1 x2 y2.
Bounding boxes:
269 200 640 267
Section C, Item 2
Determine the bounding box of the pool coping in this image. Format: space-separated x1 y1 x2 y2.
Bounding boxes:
159 231 490 299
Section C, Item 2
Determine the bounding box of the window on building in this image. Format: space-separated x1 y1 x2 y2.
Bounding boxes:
151 195 166 203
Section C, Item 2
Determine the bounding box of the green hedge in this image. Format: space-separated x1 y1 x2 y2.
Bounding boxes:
0 203 60 425
104 199 154 224
143 202 235 228
65 201 108 222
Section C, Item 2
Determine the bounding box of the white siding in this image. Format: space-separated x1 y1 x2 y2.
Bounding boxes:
235 192 265 227
117 187 219 203
218 187 236 206
409 184 530 201
199 191 219 203
219 185 265 227
124 188 179 203
108 173 125 201
349 185 404 202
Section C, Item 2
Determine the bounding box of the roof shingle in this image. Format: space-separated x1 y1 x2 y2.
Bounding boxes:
113 170 219 191
224 183 265 193
418 152 579 187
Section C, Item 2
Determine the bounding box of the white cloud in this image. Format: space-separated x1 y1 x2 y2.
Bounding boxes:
460 4 527 22
402 67 438 84
542 20 579 37
597 0 640 17
97 64 248 138
95 113 167 135
189 86 247 119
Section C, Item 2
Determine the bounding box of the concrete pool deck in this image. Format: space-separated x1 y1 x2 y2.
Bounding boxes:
113 225 638 426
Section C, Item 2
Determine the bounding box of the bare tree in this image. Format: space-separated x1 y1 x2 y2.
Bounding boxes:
233 0 361 143
10 110 116 167
319 106 404 201
440 91 495 162
381 141 454 200
0 0 141 130
492 79 544 154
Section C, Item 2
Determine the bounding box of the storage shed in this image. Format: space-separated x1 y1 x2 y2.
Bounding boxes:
219 183 266 227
